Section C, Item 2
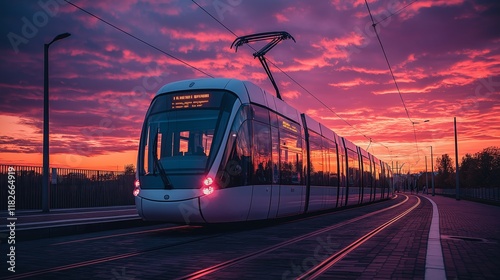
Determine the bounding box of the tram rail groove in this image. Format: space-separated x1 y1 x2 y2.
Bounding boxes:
297 196 421 280
2 195 409 280
175 195 412 280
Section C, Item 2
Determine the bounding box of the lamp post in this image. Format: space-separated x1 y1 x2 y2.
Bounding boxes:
430 146 435 196
43 32 71 213
425 155 428 194
412 119 430 170
454 117 460 200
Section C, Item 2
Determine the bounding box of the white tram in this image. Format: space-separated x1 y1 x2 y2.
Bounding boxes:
133 78 393 224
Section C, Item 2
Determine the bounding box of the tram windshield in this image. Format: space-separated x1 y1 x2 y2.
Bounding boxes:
139 90 236 178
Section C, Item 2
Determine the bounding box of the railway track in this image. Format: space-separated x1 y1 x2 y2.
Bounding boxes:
3 194 420 279
177 194 418 279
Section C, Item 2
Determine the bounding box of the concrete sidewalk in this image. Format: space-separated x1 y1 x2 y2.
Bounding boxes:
426 195 500 279
0 205 151 241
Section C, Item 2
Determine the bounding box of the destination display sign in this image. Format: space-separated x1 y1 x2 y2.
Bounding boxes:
281 119 299 133
171 93 211 109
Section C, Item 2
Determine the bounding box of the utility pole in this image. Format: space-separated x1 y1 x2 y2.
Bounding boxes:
425 155 428 194
431 146 435 196
43 32 71 213
454 117 460 200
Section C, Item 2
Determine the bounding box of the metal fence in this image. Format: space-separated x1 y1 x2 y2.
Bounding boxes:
0 165 135 210
435 187 500 204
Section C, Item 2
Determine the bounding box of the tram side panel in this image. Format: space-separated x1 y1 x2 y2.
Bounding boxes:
359 149 371 204
323 135 340 209
373 157 382 201
306 127 326 212
247 118 273 221
206 101 307 221
344 141 361 206
337 134 347 207
301 115 342 213
276 116 305 217
201 104 254 223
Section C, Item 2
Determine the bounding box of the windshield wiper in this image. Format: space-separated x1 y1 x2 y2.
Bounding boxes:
152 131 172 189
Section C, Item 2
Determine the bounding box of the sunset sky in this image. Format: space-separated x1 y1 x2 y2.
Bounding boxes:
1 0 499 173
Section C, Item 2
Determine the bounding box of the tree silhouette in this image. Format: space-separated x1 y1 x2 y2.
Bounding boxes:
124 164 135 175
460 146 500 188
436 154 455 188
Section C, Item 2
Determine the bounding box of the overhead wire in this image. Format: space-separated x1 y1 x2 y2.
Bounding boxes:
63 0 214 78
191 0 393 156
373 0 419 26
364 0 420 163
65 0 394 158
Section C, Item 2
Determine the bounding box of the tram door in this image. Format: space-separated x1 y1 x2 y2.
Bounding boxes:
247 122 273 220
276 125 304 217
268 126 280 219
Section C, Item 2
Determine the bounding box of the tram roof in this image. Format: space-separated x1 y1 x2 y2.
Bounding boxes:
156 78 386 165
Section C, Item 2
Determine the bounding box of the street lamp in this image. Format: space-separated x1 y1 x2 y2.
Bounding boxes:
425 155 428 194
43 32 71 213
412 120 430 125
430 146 435 196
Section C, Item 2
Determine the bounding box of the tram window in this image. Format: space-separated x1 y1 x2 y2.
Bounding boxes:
221 120 252 187
279 129 303 185
252 121 272 184
179 131 189 154
271 126 280 184
329 143 339 187
252 105 270 124
143 110 218 175
323 139 330 186
142 128 150 174
327 141 339 187
362 156 372 187
140 91 236 178
309 132 324 186
270 111 279 127
347 149 360 187
373 161 380 188
277 116 303 185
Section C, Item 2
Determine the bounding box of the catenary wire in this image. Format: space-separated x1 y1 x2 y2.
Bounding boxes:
191 0 393 155
364 0 420 161
374 0 419 26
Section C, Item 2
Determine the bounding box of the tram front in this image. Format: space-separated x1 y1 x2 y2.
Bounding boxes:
133 79 239 224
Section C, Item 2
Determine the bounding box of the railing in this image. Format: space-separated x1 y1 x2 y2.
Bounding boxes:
0 165 135 210
434 187 500 204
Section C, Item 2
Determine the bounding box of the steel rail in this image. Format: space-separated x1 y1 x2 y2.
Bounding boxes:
176 195 411 280
298 196 421 279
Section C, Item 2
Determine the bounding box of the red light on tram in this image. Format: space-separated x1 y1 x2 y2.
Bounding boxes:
133 179 140 197
202 177 215 195
203 177 213 186
202 186 214 195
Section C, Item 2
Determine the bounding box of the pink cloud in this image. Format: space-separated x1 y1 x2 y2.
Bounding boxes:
329 78 377 89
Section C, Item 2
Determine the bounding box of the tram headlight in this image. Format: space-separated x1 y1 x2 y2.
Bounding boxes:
201 176 215 195
133 179 140 197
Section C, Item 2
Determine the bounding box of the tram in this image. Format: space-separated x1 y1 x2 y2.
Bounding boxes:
133 78 393 224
